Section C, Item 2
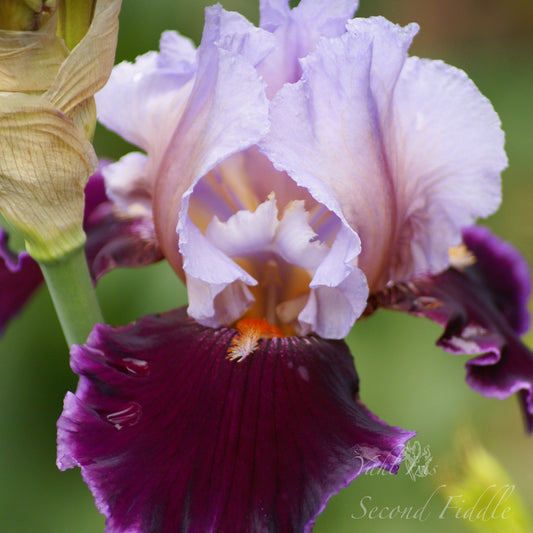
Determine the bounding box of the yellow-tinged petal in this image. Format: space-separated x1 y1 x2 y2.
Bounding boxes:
44 0 121 119
0 15 68 92
0 93 97 261
69 97 97 141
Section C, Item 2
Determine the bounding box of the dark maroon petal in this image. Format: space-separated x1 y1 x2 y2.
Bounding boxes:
373 227 533 432
0 227 43 333
462 226 531 335
57 308 414 533
83 170 163 281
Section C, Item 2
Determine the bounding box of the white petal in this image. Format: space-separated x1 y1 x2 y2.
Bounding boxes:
258 0 358 96
205 196 278 257
299 225 367 338
273 200 328 271
182 220 257 326
263 18 506 291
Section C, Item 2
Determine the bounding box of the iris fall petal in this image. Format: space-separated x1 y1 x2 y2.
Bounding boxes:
84 169 163 281
0 227 43 333
372 227 533 432
57 307 413 532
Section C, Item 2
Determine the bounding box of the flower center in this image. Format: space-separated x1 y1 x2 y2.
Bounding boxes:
182 153 364 341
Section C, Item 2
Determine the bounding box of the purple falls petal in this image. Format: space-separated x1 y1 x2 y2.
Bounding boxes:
0 227 43 334
462 225 531 335
84 170 163 281
57 307 414 532
372 227 533 432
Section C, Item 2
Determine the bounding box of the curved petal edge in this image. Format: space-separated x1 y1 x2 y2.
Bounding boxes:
57 307 414 532
372 227 533 433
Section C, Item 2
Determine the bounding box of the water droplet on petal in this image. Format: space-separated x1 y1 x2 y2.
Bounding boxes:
122 357 150 376
110 357 150 376
297 366 310 382
106 402 142 430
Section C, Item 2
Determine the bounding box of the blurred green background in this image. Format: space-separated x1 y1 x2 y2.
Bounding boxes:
1 0 532 531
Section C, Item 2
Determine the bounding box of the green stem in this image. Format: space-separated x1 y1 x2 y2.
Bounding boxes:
39 247 104 346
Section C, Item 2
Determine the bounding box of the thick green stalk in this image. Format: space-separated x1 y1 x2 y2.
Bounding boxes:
39 246 103 346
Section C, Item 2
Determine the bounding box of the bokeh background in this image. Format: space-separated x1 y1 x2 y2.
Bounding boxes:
1 0 532 531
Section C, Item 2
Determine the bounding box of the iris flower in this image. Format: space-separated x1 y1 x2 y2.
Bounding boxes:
1 0 532 531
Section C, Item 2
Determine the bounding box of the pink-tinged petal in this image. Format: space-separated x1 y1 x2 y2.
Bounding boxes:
194 192 367 337
0 228 43 333
259 0 358 96
84 170 163 281
262 17 506 293
57 308 414 533
372 228 533 432
154 5 272 276
345 17 418 119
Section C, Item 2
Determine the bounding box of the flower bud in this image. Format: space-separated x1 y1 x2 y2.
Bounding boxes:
0 0 121 262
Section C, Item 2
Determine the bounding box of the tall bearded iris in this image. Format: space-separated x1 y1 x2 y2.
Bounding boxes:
51 1 533 532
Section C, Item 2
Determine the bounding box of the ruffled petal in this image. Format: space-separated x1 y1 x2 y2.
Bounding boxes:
258 0 358 96
0 227 43 333
387 57 506 278
57 307 414 533
262 17 506 292
262 25 391 272
154 5 272 275
462 226 531 335
302 224 368 338
372 227 533 432
95 35 196 154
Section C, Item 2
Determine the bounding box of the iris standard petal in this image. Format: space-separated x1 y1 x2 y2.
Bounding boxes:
258 0 358 96
0 227 43 333
95 36 196 154
262 17 506 293
57 307 414 533
372 227 533 432
154 5 273 275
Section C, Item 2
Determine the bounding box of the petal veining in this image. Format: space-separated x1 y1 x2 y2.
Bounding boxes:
262 17 506 293
57 308 414 533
